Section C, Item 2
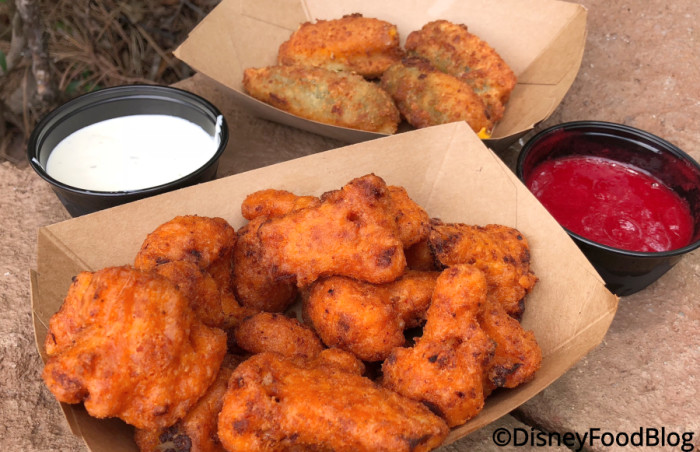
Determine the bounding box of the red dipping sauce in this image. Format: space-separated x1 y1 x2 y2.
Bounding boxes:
526 155 694 252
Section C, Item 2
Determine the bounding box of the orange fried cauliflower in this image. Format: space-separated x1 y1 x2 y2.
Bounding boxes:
217 351 448 451
382 265 495 427
42 266 227 430
255 174 408 286
304 270 439 361
428 220 538 319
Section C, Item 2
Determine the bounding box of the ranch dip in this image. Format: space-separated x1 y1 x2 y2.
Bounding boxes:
45 114 221 192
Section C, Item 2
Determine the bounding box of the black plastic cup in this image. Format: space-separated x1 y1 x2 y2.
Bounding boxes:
516 121 700 296
27 85 228 217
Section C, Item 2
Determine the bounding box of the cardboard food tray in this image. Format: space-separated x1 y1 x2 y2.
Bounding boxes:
173 0 588 150
31 123 618 451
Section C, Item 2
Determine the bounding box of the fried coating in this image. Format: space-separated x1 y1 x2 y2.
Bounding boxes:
241 184 429 249
234 312 324 359
135 215 251 328
241 189 319 221
380 57 492 133
277 13 403 78
217 352 448 452
305 276 403 362
134 215 237 293
134 356 242 452
42 266 227 430
478 296 542 390
243 65 400 134
314 347 367 376
232 216 299 312
151 260 225 328
304 270 438 362
388 185 431 248
256 174 407 286
428 220 538 319
382 265 495 427
405 20 517 124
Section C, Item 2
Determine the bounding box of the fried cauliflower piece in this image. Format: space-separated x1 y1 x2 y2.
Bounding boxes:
243 65 400 134
277 13 404 78
232 216 299 313
134 215 237 292
217 352 448 452
380 57 492 133
234 312 325 359
304 270 438 362
479 296 542 390
382 265 495 427
135 215 251 328
405 20 517 124
256 174 407 286
387 185 431 248
134 355 243 452
42 266 227 430
241 184 429 248
428 220 538 319
241 189 320 221
151 261 227 329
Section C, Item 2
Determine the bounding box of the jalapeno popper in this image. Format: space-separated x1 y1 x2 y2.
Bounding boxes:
277 13 404 79
405 20 517 125
380 57 492 134
243 65 401 134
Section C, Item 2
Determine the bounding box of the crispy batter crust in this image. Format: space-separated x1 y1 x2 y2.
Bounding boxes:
134 215 236 293
428 220 538 319
234 312 324 359
240 184 429 249
151 260 224 328
380 57 492 133
241 189 320 221
135 215 250 328
243 65 400 133
387 185 431 248
479 296 542 390
134 356 243 452
382 265 495 427
304 270 438 361
42 266 227 430
217 352 448 451
405 20 517 124
255 174 407 286
277 13 404 78
232 216 299 313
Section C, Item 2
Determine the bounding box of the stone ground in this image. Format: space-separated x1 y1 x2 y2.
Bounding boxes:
2 0 699 450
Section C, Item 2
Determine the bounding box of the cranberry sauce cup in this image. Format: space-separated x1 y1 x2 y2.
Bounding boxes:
516 121 700 296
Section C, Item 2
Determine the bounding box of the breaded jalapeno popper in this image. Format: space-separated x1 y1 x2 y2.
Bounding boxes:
277 13 404 79
380 57 493 134
405 20 517 125
243 65 400 133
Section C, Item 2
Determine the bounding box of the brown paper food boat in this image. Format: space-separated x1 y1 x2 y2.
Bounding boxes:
31 123 617 451
173 0 588 151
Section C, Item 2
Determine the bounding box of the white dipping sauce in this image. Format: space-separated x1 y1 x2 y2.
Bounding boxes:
45 114 221 192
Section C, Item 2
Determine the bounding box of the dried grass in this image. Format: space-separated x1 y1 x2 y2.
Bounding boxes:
0 0 220 165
